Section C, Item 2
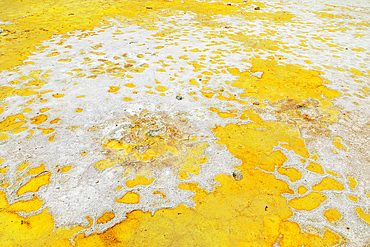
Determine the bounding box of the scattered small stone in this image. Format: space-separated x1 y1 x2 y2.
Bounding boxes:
146 6 153 9
232 171 243 181
227 3 232 6
0 29 3 34
254 6 260 10
176 95 183 100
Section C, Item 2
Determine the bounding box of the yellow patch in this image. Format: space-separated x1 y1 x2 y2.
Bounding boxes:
123 97 133 101
7 195 44 214
288 192 327 211
94 160 115 170
125 83 136 88
277 167 302 182
97 212 115 224
28 163 46 175
52 93 65 98
155 85 168 92
297 186 308 195
30 115 48 124
0 114 27 132
306 161 325 174
108 86 120 93
348 176 357 189
16 172 51 195
0 132 9 140
356 208 370 225
312 177 344 191
116 192 140 204
126 176 155 188
324 208 342 223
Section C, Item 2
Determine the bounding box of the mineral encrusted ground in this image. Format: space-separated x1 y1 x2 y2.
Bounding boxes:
0 0 369 246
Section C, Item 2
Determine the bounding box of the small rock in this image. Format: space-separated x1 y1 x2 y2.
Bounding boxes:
254 6 260 10
176 95 183 100
232 171 243 181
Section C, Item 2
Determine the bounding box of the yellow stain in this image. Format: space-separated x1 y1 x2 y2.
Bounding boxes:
288 192 327 211
155 85 168 92
348 176 357 189
0 132 9 140
125 83 136 88
97 212 115 224
323 228 344 246
16 172 51 195
126 176 155 188
28 163 46 175
0 190 86 246
306 161 325 174
324 208 342 223
326 170 340 177
348 195 358 201
350 68 364 76
356 208 370 225
116 192 140 204
47 52 60 57
153 191 166 198
39 108 50 113
17 162 30 172
50 118 61 124
48 134 56 141
12 126 28 134
243 109 263 122
108 86 120 93
29 70 42 79
232 58 341 119
214 122 309 172
30 114 48 124
0 166 8 174
277 167 302 182
94 160 115 170
200 91 215 98
52 93 65 98
7 195 43 214
312 177 344 191
297 186 308 195
37 128 54 134
333 140 349 151
58 166 72 172
189 79 199 86
0 114 27 132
